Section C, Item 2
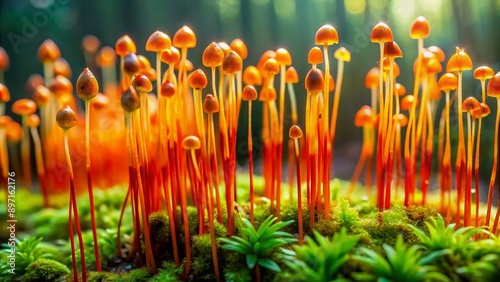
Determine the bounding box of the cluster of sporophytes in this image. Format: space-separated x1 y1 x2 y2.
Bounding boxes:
1 14 500 281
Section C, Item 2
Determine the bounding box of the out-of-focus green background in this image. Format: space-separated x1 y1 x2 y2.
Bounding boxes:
1 0 500 179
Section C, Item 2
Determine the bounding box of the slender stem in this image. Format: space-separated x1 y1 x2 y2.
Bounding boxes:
248 101 255 225
84 99 101 271
294 138 303 245
486 98 500 227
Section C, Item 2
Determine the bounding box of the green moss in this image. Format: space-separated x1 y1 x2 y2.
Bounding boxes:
23 258 69 282
187 206 199 236
87 271 120 282
213 220 228 238
150 261 182 281
406 205 437 230
150 211 171 244
280 200 311 235
119 267 152 282
191 234 218 281
333 197 359 230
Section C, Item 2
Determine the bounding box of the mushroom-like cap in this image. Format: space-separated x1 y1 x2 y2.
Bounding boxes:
242 85 258 101
161 47 181 65
115 35 136 57
285 67 299 84
230 38 248 60
188 69 208 89
487 72 500 97
256 50 276 72
161 81 176 98
243 66 263 86
0 47 10 71
315 24 339 45
446 47 473 72
222 51 243 75
173 25 196 48
0 83 10 103
438 73 458 92
26 74 44 95
202 42 224 68
76 68 99 100
427 46 445 62
124 53 139 75
370 22 393 43
38 39 61 62
263 58 280 75
26 114 40 127
334 47 351 62
472 103 490 119
308 47 323 65
383 41 403 58
328 74 335 92
33 85 50 106
146 31 171 52
96 46 116 67
259 85 277 102
56 105 77 130
91 93 109 111
6 121 22 142
82 35 100 54
473 66 494 80
395 83 406 96
410 16 430 39
461 96 480 113
53 58 72 78
0 116 12 127
289 125 303 139
121 87 141 112
133 74 153 93
182 135 200 150
426 58 442 74
401 95 418 111
275 48 292 66
174 59 193 71
383 58 401 77
218 42 232 56
394 113 408 127
365 67 380 89
137 55 152 72
354 105 374 127
203 94 219 113
49 75 73 98
305 68 324 92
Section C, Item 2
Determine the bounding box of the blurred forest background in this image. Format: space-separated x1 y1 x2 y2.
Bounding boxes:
1 0 500 180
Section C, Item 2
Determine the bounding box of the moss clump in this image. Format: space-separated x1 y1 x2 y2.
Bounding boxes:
150 261 182 281
23 258 69 282
87 270 120 282
213 220 228 238
150 211 171 247
406 205 437 230
119 267 152 282
333 197 359 231
280 200 311 235
191 234 218 281
187 206 199 236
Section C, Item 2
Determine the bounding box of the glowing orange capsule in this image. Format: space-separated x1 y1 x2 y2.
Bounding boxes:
315 24 339 45
146 31 171 52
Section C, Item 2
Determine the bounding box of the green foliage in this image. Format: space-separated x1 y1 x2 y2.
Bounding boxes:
119 267 152 282
0 237 62 279
87 271 120 282
408 214 483 256
284 227 361 281
219 215 296 272
334 197 359 230
192 234 218 280
69 227 122 269
354 236 449 282
23 258 69 282
150 211 171 244
150 261 183 281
